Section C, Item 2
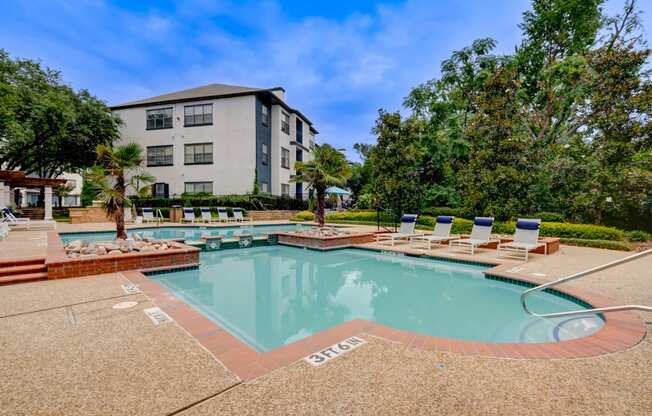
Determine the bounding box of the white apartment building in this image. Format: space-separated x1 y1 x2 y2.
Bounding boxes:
111 83 317 199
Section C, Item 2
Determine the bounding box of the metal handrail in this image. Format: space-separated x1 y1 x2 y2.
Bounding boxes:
521 248 652 318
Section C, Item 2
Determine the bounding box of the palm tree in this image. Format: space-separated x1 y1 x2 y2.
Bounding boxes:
87 143 154 239
292 144 351 227
53 182 74 207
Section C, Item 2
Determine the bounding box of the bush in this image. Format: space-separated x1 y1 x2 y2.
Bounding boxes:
323 211 626 241
131 194 308 211
560 238 633 251
291 211 315 221
420 207 464 218
625 230 651 242
532 212 565 222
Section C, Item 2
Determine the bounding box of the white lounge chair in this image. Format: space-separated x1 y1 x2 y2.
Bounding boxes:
217 207 235 223
182 207 196 223
449 217 497 255
1 207 29 223
376 214 419 246
200 207 213 223
498 219 546 261
1 207 56 230
410 216 458 249
232 207 250 222
142 208 158 223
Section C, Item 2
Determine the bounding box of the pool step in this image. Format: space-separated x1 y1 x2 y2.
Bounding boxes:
0 257 47 285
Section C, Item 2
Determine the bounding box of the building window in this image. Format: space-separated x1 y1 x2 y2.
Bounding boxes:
153 183 169 198
146 107 173 130
296 119 303 143
184 143 213 165
281 147 290 169
281 112 290 134
261 181 269 193
281 183 290 197
184 182 213 194
296 149 303 162
147 145 173 166
184 104 212 126
261 105 269 126
262 143 269 165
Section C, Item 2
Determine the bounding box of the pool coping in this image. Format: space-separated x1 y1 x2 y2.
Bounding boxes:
122 249 647 382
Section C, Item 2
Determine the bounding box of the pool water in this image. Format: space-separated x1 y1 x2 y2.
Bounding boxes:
150 246 603 352
59 224 310 245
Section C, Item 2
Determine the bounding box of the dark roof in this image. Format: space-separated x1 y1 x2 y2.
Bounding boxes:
0 170 66 188
111 83 318 133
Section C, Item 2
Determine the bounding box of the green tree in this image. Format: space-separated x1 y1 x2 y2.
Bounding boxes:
87 143 154 239
0 49 120 177
369 111 424 219
293 144 351 227
459 65 539 219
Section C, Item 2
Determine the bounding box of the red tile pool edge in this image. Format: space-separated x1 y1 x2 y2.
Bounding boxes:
122 269 647 381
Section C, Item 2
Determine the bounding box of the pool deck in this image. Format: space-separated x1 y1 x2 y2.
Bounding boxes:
1 223 651 415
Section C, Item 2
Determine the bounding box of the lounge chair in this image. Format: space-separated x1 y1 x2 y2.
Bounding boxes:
498 219 546 261
217 207 235 223
449 217 497 255
376 214 419 246
182 207 196 223
1 207 56 230
142 208 158 223
1 207 29 223
232 207 250 222
200 207 213 223
410 216 458 249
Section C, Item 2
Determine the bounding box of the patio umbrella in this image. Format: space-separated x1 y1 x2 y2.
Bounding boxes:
325 186 351 195
325 186 351 209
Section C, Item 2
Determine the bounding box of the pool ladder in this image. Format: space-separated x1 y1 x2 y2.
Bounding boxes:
520 249 652 318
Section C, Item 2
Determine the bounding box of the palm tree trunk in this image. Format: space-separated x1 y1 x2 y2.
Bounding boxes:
316 188 325 227
116 174 127 239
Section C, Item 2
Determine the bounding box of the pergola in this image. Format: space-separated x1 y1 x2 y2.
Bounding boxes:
0 170 67 220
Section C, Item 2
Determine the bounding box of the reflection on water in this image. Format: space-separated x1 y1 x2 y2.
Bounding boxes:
151 246 604 352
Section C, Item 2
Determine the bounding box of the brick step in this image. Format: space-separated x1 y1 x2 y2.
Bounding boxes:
0 257 46 268
0 264 47 277
0 272 48 286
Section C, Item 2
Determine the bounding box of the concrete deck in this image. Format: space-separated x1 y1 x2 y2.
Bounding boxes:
0 223 650 415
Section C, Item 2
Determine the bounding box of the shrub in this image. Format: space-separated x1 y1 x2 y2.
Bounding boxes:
291 211 315 221
532 212 565 222
131 194 308 211
322 211 626 241
625 230 651 242
420 207 464 218
560 238 633 251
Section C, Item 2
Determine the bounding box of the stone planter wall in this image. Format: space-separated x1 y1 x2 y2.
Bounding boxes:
68 207 112 224
46 232 200 279
277 232 377 250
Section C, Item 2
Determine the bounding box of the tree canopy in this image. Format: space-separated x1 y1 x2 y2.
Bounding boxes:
358 0 652 231
0 49 121 177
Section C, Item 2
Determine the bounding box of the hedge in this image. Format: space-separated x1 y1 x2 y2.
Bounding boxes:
323 211 626 241
560 238 633 251
130 194 308 211
290 211 315 221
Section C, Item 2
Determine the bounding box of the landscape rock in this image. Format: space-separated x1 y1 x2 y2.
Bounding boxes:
64 238 182 258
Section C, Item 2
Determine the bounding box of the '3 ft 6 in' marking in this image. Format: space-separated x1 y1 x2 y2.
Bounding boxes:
304 337 366 366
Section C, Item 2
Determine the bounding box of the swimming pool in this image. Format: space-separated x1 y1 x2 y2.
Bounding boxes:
149 245 603 352
59 224 311 245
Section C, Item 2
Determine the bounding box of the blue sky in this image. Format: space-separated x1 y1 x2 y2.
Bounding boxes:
1 0 650 160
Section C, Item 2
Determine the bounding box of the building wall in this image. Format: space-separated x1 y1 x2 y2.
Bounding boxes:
113 95 257 196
